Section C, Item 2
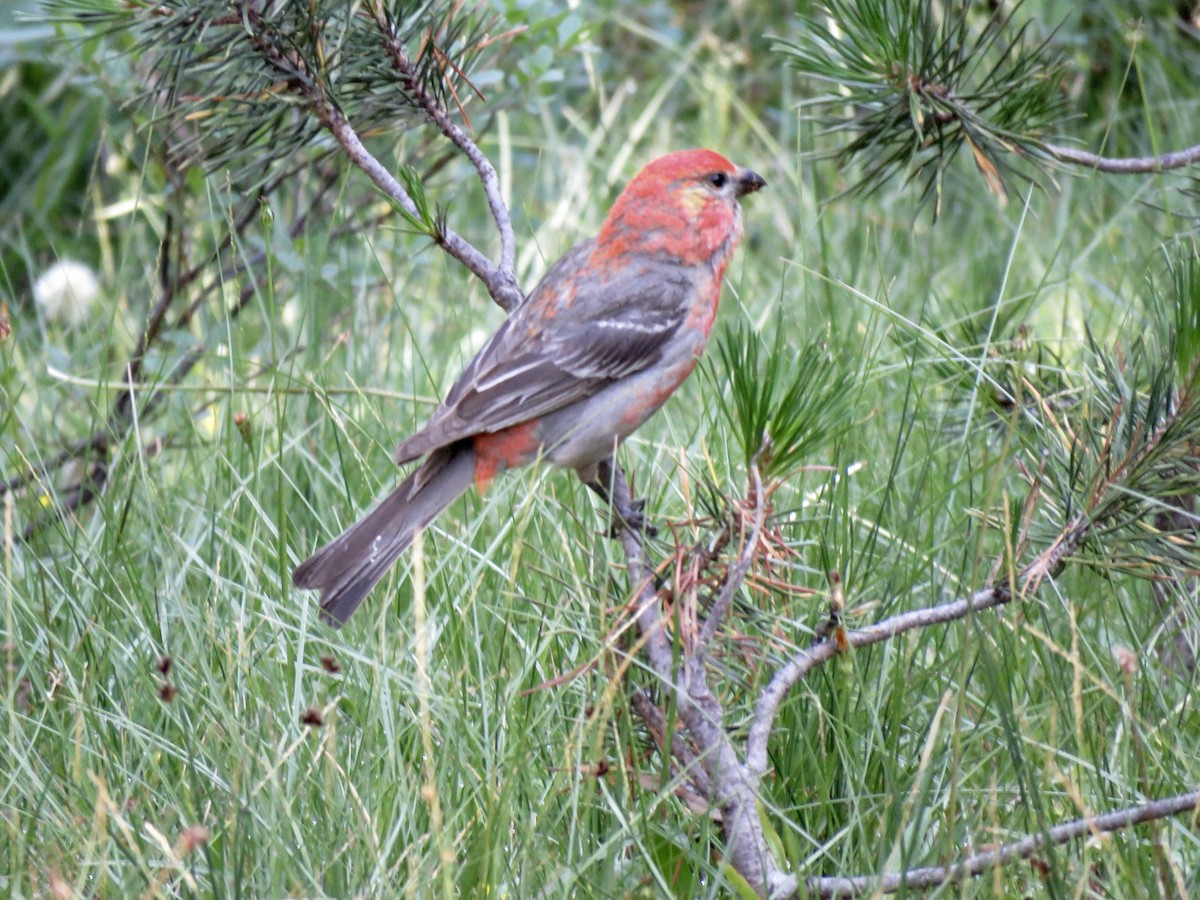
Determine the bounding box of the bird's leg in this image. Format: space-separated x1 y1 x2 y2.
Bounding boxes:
585 455 657 538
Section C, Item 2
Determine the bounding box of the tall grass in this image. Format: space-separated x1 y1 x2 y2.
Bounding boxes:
3 2 1198 896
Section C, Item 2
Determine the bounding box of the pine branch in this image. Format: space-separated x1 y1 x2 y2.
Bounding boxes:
12 1 530 532
773 0 1067 207
804 790 1200 897
607 457 797 898
694 461 766 655
746 343 1199 775
316 102 519 309
629 688 712 798
748 583 1011 778
44 0 524 310
224 0 520 311
1044 141 1200 174
369 2 519 303
774 0 1200 206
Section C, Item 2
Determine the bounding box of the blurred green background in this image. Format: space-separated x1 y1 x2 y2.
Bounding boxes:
2 1 1198 897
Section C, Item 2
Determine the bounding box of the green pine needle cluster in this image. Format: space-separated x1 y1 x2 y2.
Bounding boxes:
41 0 499 189
773 0 1068 209
991 244 1200 584
713 314 858 482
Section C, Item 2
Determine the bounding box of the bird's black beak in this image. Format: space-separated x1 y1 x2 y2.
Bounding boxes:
735 169 766 198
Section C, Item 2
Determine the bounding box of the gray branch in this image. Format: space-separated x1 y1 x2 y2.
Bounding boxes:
695 463 765 656
749 509 1095 779
318 107 513 305
747 584 1012 778
805 790 1200 897
629 688 712 797
611 462 796 898
236 0 523 312
1044 141 1200 174
371 5 521 308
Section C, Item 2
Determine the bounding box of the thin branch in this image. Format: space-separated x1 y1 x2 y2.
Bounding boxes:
15 161 328 537
695 462 765 655
747 584 1011 777
748 503 1097 778
611 482 675 680
229 0 521 312
314 106 512 305
371 4 519 296
5 181 302 503
15 368 203 553
2 442 100 498
629 687 712 798
805 789 1200 897
1044 141 1200 174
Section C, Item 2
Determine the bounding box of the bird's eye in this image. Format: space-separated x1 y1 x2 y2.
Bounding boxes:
708 172 729 189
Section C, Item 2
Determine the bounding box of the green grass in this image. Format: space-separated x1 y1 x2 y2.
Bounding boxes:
4 2 1200 897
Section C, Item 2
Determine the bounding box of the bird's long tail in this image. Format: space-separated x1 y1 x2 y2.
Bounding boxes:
293 443 476 627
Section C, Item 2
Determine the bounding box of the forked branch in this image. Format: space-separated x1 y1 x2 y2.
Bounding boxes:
229 0 523 311
369 2 519 296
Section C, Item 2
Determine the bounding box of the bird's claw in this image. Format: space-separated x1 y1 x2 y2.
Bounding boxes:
609 496 657 538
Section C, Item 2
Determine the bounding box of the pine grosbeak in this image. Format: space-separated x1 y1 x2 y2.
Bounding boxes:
294 149 765 626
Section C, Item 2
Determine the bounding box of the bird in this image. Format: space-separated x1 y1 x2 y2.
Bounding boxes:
294 148 765 626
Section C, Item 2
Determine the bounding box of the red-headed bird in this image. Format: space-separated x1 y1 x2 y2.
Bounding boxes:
294 149 765 626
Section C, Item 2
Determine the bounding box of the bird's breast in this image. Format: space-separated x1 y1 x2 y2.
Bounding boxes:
683 263 727 339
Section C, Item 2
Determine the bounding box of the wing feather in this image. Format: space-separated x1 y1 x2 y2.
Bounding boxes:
394 248 695 463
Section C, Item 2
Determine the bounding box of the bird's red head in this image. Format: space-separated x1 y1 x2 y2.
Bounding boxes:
596 149 766 268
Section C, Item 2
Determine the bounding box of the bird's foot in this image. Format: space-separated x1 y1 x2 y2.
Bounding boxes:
608 495 657 538
584 457 658 539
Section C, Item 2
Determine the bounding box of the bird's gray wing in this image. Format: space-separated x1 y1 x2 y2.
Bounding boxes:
394 253 695 463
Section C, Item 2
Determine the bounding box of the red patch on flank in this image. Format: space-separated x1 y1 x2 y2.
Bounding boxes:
692 266 726 338
473 420 541 491
620 358 701 429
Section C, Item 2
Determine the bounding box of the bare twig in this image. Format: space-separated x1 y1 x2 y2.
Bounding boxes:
695 462 765 655
629 687 712 797
748 490 1101 780
370 3 519 299
1044 141 1200 174
747 583 1013 778
805 789 1200 897
5 157 305 496
2 442 99 498
25 429 179 531
15 162 332 539
315 106 518 310
611 479 674 680
228 0 520 311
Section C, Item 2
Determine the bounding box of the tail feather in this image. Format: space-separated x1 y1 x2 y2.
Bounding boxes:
293 444 475 627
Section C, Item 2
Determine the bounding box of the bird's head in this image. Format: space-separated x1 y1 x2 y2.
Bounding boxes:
596 149 766 267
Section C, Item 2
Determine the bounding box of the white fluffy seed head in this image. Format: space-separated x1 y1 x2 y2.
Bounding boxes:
32 259 101 326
